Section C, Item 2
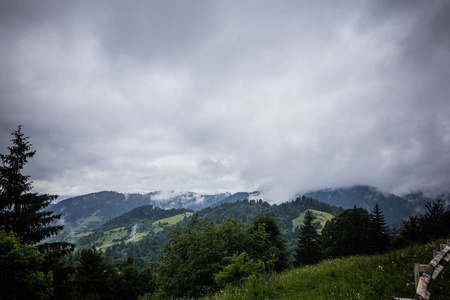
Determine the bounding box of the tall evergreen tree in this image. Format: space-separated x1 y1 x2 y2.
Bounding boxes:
369 203 389 253
400 215 421 243
421 199 446 241
400 199 449 244
423 199 445 223
1 126 36 236
122 258 155 299
294 210 321 266
1 127 60 245
73 246 124 300
0 126 74 298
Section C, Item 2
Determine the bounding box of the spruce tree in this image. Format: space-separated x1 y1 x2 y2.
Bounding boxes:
0 126 36 235
0 126 73 254
73 246 123 300
369 203 389 253
421 199 445 241
401 215 421 243
294 210 321 266
0 126 74 298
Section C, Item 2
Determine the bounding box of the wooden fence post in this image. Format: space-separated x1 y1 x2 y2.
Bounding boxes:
414 264 428 289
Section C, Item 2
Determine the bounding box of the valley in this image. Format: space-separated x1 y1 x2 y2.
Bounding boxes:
49 184 448 261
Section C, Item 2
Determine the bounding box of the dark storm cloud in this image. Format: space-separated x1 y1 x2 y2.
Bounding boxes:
364 0 450 194
1 0 449 200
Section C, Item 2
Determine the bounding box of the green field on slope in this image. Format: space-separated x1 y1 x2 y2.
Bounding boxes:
76 212 194 250
151 212 194 234
203 239 450 300
291 209 334 233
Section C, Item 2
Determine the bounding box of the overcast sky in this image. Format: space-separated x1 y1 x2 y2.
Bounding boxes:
1 0 449 202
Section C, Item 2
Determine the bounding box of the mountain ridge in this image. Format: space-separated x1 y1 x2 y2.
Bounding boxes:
49 190 248 235
49 185 449 236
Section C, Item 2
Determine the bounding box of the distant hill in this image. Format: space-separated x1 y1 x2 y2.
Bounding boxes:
401 191 450 210
304 185 423 227
48 185 444 238
48 190 250 235
144 191 232 211
49 192 149 231
75 205 193 254
212 191 260 206
72 196 342 262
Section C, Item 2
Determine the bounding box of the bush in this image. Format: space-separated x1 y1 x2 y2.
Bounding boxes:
0 229 53 299
214 252 265 287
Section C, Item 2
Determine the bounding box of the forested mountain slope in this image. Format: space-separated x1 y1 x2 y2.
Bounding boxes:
305 185 421 226
49 185 441 256
72 196 342 262
49 185 435 237
48 191 240 235
402 190 450 210
49 192 150 232
75 205 193 257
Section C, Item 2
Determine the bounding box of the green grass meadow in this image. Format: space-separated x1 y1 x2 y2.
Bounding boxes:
292 209 334 234
77 212 194 249
204 239 450 300
151 212 194 234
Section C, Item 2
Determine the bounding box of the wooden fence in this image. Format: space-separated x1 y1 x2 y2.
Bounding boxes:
390 239 450 300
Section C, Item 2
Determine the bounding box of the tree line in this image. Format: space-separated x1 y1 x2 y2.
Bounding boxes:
295 200 450 267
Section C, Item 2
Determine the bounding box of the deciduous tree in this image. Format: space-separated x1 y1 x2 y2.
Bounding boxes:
0 229 53 299
247 213 288 271
322 206 371 258
157 214 221 299
156 213 287 299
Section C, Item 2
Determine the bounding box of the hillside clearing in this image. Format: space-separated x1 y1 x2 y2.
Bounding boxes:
292 209 334 233
77 213 194 250
152 212 194 226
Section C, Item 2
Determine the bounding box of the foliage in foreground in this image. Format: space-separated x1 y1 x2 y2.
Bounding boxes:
155 213 287 299
71 246 155 300
204 239 450 300
0 229 54 300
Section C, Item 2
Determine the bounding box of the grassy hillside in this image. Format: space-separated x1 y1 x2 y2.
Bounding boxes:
203 239 450 300
76 207 193 250
291 209 334 234
72 211 194 245
87 212 195 249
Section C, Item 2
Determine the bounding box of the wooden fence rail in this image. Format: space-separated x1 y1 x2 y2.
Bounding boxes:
390 239 450 300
